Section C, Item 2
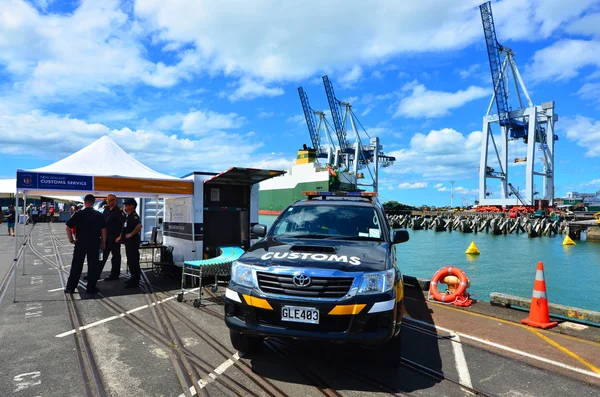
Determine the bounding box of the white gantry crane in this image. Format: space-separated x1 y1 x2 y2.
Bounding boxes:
478 1 558 207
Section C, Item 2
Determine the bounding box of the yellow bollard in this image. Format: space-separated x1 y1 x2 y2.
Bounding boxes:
562 235 576 246
465 241 480 255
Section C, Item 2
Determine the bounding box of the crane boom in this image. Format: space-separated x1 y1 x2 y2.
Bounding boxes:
508 183 529 206
322 75 350 152
480 1 510 127
298 87 321 153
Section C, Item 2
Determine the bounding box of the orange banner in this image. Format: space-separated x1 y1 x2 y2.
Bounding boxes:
94 176 193 195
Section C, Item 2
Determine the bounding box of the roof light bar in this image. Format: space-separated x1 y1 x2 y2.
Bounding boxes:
302 191 378 198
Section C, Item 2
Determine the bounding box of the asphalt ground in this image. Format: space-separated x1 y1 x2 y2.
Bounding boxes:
0 223 598 397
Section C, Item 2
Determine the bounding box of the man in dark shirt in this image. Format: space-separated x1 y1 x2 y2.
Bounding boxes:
116 198 142 288
5 205 16 236
65 194 106 294
100 194 124 281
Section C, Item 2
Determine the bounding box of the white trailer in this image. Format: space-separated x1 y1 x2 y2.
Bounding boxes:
163 168 284 266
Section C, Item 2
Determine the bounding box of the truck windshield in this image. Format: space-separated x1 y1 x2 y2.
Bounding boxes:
270 205 384 241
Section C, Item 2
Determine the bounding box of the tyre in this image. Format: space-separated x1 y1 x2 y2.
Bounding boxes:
230 331 263 354
193 298 202 308
382 331 402 367
211 285 218 293
176 293 184 302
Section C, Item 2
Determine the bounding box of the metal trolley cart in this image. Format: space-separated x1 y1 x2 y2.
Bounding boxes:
177 246 245 307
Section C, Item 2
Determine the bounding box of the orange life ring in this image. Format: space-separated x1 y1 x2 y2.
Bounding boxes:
429 266 468 303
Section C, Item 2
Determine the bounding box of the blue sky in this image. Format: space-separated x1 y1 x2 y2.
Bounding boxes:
1 0 600 206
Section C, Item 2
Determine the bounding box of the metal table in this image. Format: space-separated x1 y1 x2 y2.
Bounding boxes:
179 246 245 307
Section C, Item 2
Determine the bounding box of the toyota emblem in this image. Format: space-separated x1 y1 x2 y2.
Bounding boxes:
292 272 311 287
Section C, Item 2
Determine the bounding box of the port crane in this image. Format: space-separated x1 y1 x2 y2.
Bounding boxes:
321 75 396 192
478 1 558 207
298 87 335 165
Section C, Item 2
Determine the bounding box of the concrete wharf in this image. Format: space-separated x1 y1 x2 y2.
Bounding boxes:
0 223 599 396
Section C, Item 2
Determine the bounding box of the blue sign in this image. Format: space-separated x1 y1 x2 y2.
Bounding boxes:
16 171 93 191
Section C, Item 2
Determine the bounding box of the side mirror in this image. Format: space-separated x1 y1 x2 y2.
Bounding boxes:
392 230 409 244
252 224 267 238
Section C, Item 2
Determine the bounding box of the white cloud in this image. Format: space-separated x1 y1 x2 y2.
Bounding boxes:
0 111 109 156
339 66 363 88
565 12 600 37
34 0 52 11
227 78 284 101
562 116 600 157
588 178 600 185
386 127 482 179
181 110 246 135
371 70 384 80
134 1 488 84
526 39 600 82
287 114 305 125
457 64 481 79
394 81 490 118
257 111 275 119
1 0 594 105
577 82 600 101
398 182 428 189
133 0 595 85
437 187 448 192
249 156 294 171
0 0 202 99
0 109 280 174
434 183 444 189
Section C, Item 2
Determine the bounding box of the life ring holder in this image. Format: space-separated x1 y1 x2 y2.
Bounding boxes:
429 266 469 303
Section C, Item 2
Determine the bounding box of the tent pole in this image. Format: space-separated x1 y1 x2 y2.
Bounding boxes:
191 198 196 260
13 191 19 303
22 192 27 276
155 195 159 243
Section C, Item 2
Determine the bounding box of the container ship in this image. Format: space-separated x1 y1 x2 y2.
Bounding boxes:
258 148 357 215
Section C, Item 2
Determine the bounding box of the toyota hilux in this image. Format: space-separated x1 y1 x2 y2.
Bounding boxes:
224 191 409 365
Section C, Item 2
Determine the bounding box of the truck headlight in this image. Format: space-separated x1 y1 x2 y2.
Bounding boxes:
231 261 255 288
357 269 395 295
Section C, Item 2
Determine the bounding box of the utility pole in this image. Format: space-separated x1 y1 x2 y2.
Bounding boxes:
450 181 455 208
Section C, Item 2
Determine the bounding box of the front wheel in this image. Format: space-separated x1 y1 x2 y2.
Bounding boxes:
230 331 263 354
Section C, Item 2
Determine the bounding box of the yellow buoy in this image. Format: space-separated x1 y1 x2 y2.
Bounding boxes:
465 241 480 255
562 235 576 246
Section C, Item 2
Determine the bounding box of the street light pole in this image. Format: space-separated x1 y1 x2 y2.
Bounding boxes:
450 181 455 208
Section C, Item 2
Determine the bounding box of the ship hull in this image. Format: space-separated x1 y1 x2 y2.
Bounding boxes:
259 180 329 215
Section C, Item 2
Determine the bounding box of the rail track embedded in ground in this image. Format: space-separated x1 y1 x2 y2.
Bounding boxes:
32 224 291 397
47 227 107 397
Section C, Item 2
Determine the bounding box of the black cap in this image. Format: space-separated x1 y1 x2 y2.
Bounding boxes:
123 198 137 207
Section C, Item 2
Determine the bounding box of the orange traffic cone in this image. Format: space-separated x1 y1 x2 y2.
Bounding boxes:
521 262 558 329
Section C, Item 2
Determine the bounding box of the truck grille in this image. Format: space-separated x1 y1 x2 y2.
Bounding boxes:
257 272 354 298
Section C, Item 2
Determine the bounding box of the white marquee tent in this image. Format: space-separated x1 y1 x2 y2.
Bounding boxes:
3 135 178 200
32 135 178 180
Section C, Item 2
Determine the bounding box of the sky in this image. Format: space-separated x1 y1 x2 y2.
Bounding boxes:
1 0 600 206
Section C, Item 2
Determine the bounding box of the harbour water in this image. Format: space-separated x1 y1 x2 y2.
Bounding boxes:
259 215 600 312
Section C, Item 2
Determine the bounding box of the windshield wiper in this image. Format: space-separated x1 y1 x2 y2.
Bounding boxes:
279 233 334 239
343 236 382 241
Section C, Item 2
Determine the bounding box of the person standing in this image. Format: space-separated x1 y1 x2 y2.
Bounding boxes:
116 198 142 288
5 205 16 237
26 204 33 225
100 194 124 281
65 194 106 294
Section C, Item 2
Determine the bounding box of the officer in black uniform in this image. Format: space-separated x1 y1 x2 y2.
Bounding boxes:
65 194 106 294
117 198 142 288
100 194 124 281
